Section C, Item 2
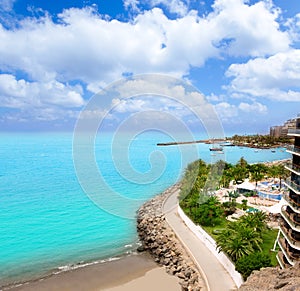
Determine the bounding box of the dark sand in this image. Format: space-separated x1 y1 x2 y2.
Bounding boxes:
7 253 180 291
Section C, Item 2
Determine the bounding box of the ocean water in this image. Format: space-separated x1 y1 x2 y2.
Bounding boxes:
0 132 290 286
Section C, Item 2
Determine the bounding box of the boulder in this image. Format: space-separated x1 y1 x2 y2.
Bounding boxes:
136 183 204 291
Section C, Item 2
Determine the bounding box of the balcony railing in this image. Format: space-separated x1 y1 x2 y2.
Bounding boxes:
284 178 300 194
277 251 292 269
283 194 300 213
279 237 300 262
279 222 300 250
278 237 296 265
285 162 300 176
288 129 300 136
286 145 300 156
281 207 300 231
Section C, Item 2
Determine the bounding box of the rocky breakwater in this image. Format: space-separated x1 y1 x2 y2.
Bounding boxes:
137 184 204 291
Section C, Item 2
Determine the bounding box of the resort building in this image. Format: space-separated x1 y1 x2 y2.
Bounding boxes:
276 115 300 268
270 126 283 138
270 118 296 138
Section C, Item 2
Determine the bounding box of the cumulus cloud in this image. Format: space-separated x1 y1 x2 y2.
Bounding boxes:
226 49 300 101
210 0 289 57
0 1 295 124
238 102 267 113
0 74 84 109
0 2 291 88
149 0 188 17
123 0 141 13
285 13 300 43
215 102 238 119
215 100 267 122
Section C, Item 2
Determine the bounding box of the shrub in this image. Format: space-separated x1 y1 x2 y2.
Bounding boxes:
241 199 248 210
235 252 272 280
222 201 237 216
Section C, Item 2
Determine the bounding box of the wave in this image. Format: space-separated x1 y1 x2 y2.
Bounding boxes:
2 242 141 290
54 256 121 274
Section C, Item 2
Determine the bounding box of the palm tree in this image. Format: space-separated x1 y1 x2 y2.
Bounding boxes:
228 165 248 185
267 164 289 189
225 235 255 262
238 157 248 168
249 163 267 187
234 223 263 251
216 220 263 262
275 164 289 189
239 211 268 234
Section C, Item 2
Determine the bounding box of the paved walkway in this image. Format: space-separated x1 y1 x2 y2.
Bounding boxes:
163 190 237 291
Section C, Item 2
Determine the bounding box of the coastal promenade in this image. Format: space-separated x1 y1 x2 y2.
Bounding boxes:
163 190 237 291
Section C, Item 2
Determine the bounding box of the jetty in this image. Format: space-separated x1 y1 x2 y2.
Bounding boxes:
157 139 226 146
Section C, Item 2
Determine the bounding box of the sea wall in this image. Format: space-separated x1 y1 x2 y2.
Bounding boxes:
137 184 205 291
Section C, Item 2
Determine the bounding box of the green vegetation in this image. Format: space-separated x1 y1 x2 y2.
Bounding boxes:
215 212 268 262
191 196 224 227
228 134 293 148
179 158 281 280
261 229 279 266
235 252 271 280
219 158 289 188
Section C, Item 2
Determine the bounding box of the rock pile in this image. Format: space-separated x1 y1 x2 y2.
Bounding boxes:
239 263 300 291
137 184 204 291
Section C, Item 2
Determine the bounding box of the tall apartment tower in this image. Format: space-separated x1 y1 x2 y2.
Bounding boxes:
277 115 300 268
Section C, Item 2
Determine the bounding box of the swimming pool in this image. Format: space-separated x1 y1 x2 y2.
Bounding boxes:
258 191 282 201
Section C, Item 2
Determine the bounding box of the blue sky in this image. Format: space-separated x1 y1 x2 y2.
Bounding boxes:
0 0 299 134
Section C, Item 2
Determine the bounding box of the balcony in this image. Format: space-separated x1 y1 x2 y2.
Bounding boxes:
281 206 300 232
279 237 300 262
283 194 300 214
278 237 296 266
284 178 300 195
286 145 300 157
285 162 300 176
279 222 300 250
288 129 300 137
277 251 292 269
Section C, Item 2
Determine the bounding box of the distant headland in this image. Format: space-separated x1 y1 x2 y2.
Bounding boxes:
157 134 293 149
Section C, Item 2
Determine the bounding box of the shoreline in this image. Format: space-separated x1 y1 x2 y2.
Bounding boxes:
2 157 289 290
4 252 180 291
137 183 204 290
1 252 137 290
3 183 194 291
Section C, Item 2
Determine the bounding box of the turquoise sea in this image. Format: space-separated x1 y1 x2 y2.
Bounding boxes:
0 132 291 286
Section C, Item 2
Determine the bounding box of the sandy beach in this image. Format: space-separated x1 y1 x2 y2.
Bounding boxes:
7 253 180 291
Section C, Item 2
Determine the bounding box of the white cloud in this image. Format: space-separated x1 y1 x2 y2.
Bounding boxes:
285 13 300 43
149 0 188 17
111 95 196 120
210 0 289 57
0 0 15 11
206 93 224 102
215 102 238 119
111 98 148 113
0 2 294 124
0 2 290 88
123 0 140 13
0 74 85 109
238 102 267 113
214 100 268 126
226 49 300 101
